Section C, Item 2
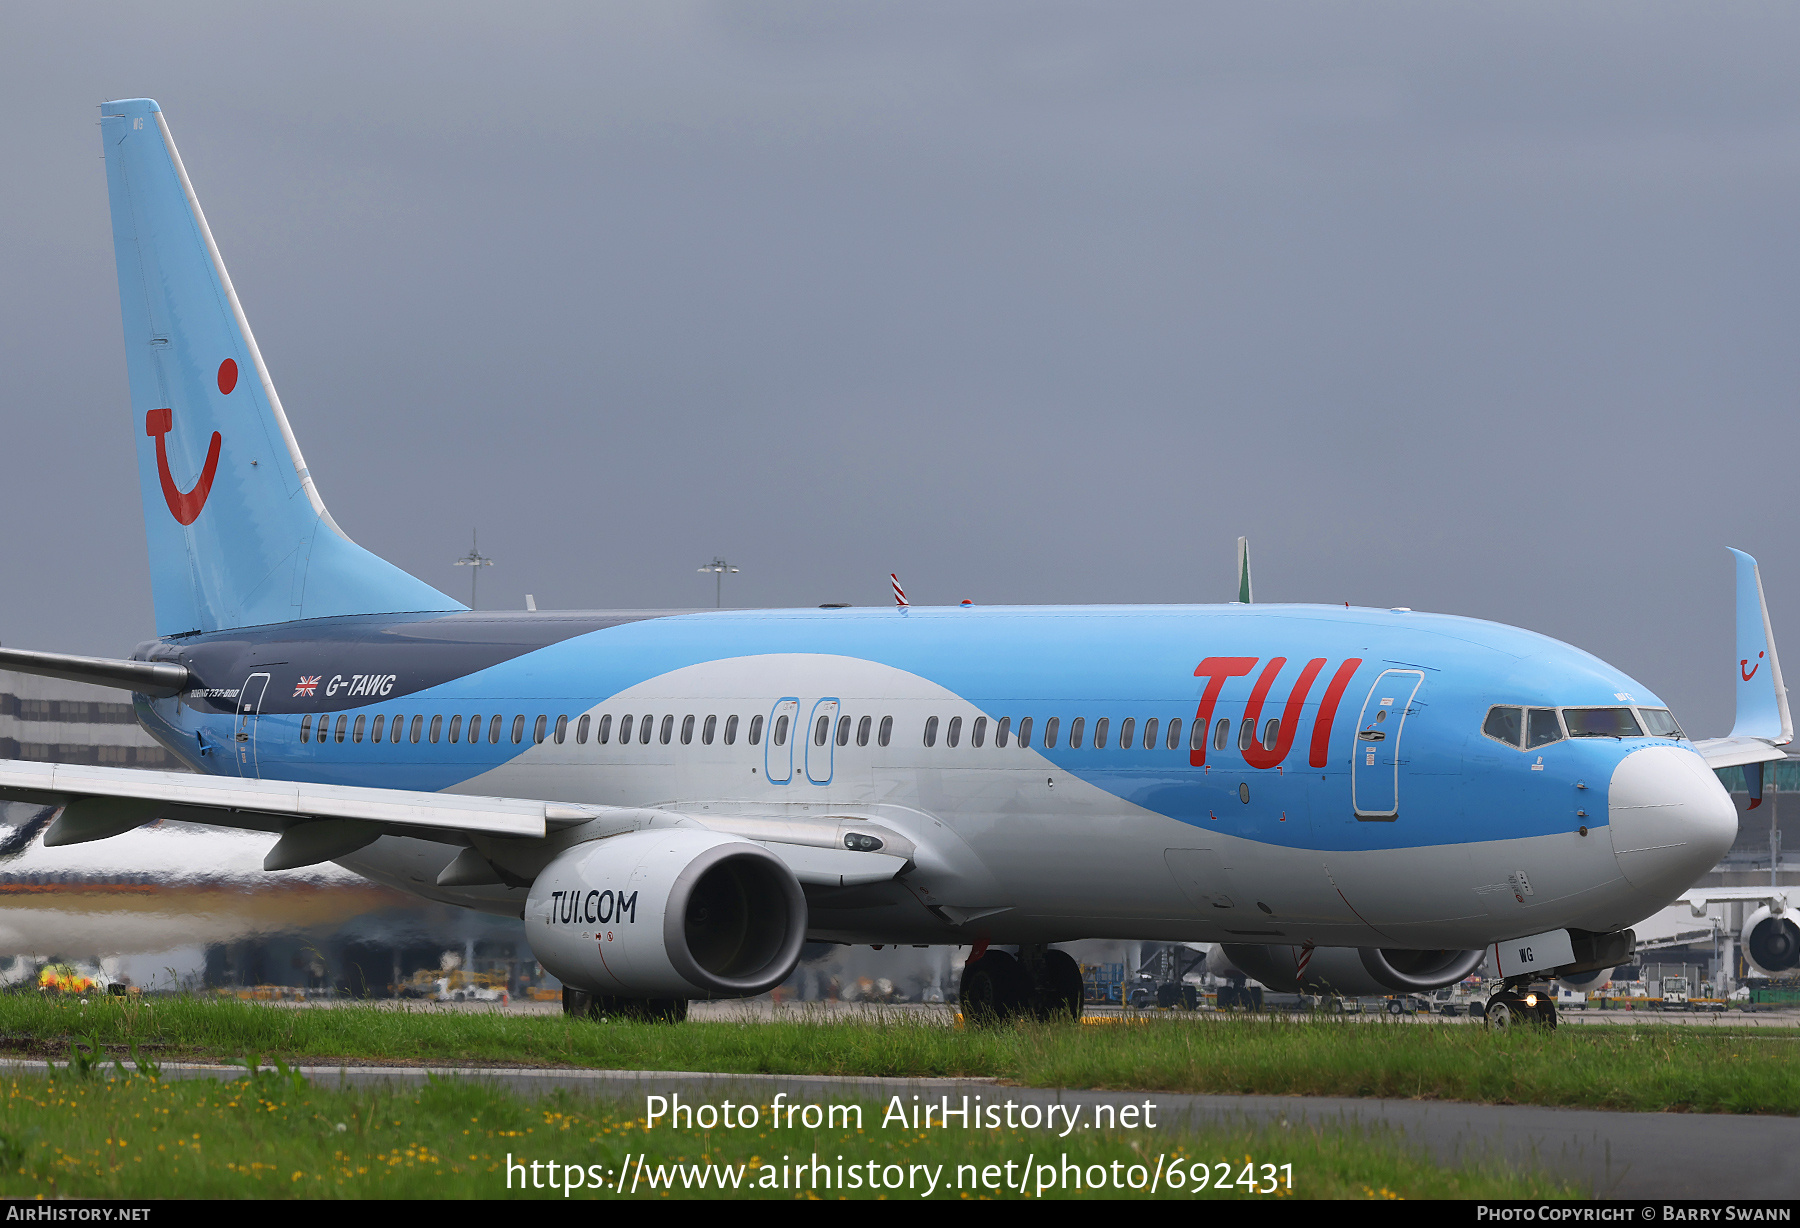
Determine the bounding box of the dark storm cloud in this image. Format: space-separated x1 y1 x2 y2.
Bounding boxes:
3 2 1798 733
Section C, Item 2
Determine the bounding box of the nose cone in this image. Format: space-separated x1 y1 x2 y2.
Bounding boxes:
1608 746 1737 900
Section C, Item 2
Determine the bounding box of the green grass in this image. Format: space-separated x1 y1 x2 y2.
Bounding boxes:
0 994 1791 1115
0 1069 1574 1199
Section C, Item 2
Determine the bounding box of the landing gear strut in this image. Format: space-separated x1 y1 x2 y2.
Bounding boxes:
1483 979 1556 1030
563 986 689 1024
960 945 1083 1024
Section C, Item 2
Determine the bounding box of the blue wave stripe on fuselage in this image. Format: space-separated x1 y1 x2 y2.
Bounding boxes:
162 603 1673 853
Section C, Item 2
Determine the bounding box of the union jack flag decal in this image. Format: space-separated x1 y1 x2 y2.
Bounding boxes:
293 675 321 698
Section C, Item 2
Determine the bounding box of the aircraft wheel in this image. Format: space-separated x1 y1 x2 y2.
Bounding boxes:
1534 998 1558 1029
594 996 689 1024
1036 949 1084 1022
1484 995 1521 1029
562 986 592 1018
960 951 1029 1025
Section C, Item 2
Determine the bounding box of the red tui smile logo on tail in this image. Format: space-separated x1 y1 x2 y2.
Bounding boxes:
144 359 234 525
145 407 221 525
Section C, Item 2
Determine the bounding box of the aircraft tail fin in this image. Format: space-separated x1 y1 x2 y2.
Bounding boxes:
1728 547 1791 747
99 99 462 637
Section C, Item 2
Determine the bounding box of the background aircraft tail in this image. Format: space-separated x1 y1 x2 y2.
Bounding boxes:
100 98 461 637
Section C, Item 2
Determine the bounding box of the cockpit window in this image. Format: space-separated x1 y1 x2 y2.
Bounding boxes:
1526 708 1563 749
1562 707 1643 738
1639 708 1685 739
1482 706 1522 748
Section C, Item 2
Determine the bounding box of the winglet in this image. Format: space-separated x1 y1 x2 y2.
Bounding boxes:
1729 548 1792 746
1235 537 1252 604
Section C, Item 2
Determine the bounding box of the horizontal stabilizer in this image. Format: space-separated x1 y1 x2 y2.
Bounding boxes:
0 647 188 697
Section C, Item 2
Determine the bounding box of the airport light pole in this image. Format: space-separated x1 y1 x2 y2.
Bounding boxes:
698 557 739 608
454 531 493 609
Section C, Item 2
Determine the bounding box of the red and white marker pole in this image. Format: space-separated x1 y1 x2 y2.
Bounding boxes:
891 574 908 607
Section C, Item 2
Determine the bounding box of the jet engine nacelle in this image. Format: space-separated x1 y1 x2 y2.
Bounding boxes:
1742 905 1800 976
1220 943 1485 995
526 828 807 1000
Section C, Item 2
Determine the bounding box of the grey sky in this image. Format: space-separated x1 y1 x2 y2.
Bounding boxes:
3 3 1798 736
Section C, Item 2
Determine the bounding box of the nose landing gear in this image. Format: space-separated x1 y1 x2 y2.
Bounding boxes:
959 945 1084 1024
1483 980 1557 1029
562 986 689 1024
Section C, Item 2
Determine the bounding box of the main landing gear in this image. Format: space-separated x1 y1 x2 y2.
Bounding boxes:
563 986 689 1024
959 945 1084 1025
1483 980 1557 1030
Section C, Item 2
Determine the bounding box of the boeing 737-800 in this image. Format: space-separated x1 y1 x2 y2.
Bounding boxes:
0 99 1777 1026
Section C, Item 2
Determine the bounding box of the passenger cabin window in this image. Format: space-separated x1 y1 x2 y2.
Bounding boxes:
946 716 962 747
1042 717 1057 748
597 714 612 744
488 715 502 744
725 715 739 745
748 715 763 745
1483 706 1523 748
1069 717 1084 748
618 714 633 744
300 716 313 742
1563 707 1643 738
682 715 696 745
923 716 938 748
660 714 674 745
773 715 789 746
353 715 366 743
1640 708 1685 739
995 716 1010 748
410 715 423 744
1238 718 1254 750
447 715 460 743
816 715 831 746
335 715 347 743
1526 708 1562 749
1213 718 1228 750
577 715 590 744
703 715 716 745
1142 718 1158 750
1092 717 1108 748
555 715 569 744
641 714 655 745
1261 718 1277 750
429 715 443 744
511 715 525 744
1167 718 1183 750
857 715 872 747
878 715 892 747
970 716 986 747
1118 717 1134 749
392 716 405 744
317 718 330 744
371 715 385 742
1018 716 1033 748
1189 720 1206 751
837 715 852 747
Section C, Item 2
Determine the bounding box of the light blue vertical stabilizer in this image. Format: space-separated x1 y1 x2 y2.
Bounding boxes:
100 99 462 636
1729 547 1791 745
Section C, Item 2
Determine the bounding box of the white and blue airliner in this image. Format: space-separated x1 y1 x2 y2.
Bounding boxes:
0 99 1784 1026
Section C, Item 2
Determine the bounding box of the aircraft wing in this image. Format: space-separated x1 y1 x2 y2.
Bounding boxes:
1692 735 1788 769
0 758 907 886
1674 887 1793 917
